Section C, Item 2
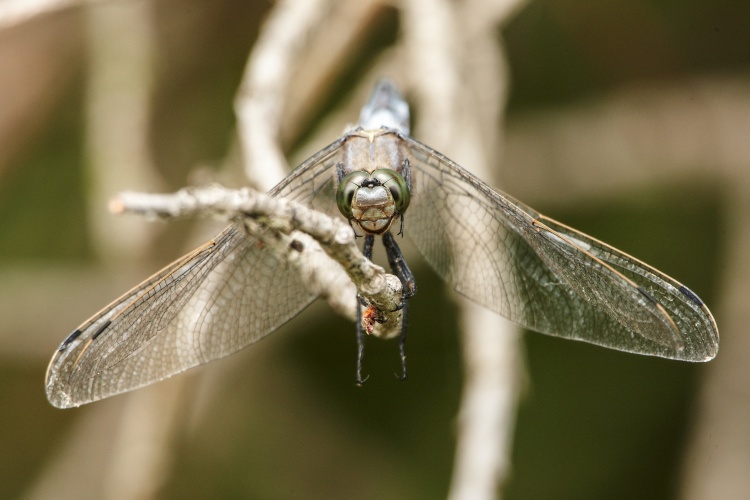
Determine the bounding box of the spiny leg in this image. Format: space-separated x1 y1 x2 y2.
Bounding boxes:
396 159 411 237
355 301 369 386
382 231 416 298
395 300 409 381
356 234 375 386
383 231 416 380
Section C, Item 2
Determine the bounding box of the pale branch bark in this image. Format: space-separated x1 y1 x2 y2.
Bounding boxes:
679 185 750 500
450 303 522 500
234 0 335 191
280 0 391 147
85 0 164 264
111 185 406 339
0 0 88 30
101 378 186 500
400 1 526 498
27 3 176 500
401 0 461 146
86 3 180 500
25 397 134 500
502 75 750 205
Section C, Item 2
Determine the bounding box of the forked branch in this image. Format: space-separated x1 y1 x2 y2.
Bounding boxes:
111 185 406 339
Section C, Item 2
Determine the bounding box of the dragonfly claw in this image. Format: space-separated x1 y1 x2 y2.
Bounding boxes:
356 373 370 387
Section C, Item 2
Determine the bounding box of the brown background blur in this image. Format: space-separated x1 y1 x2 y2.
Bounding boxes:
0 0 744 498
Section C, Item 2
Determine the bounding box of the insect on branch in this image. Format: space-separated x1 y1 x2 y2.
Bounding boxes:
110 184 406 339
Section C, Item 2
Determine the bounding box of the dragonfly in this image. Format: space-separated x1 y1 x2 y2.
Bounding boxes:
45 80 719 408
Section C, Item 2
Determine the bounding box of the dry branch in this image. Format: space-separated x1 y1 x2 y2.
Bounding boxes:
112 185 406 338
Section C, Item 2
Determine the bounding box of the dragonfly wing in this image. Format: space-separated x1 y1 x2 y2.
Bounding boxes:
401 135 718 361
46 137 353 408
536 216 718 359
269 135 347 215
46 224 318 408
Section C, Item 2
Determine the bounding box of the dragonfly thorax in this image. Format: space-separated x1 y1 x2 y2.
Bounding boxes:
336 168 410 235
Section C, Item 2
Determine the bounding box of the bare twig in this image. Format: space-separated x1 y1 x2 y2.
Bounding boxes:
112 185 406 339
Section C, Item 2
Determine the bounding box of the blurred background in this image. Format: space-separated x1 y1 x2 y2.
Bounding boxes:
0 0 746 498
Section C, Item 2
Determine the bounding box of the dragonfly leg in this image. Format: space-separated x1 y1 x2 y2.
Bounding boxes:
396 159 411 237
396 299 408 381
397 214 405 237
348 219 363 239
356 234 375 386
355 301 369 386
383 231 413 381
383 232 417 299
400 158 411 192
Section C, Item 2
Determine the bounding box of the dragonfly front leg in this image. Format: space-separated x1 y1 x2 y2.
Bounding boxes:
383 231 416 298
356 234 375 386
394 300 409 381
383 231 416 381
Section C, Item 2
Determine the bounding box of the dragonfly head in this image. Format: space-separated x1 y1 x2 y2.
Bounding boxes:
336 169 411 235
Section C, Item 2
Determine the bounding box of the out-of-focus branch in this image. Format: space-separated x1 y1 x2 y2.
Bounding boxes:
234 0 335 191
84 0 164 264
400 0 460 143
29 3 176 500
400 0 526 498
84 5 177 498
280 0 390 146
502 75 750 204
680 185 750 500
0 4 83 177
0 0 89 30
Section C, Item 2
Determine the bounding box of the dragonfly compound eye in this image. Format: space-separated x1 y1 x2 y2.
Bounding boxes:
372 169 411 214
336 171 370 219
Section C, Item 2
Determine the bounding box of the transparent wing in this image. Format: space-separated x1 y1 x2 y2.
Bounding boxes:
401 135 718 361
268 135 347 212
46 138 349 408
45 225 318 407
46 124 719 408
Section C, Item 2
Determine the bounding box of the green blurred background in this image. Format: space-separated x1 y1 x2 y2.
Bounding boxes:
0 0 737 498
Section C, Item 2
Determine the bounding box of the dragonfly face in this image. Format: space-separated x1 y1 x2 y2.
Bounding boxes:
45 80 719 408
336 168 410 234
